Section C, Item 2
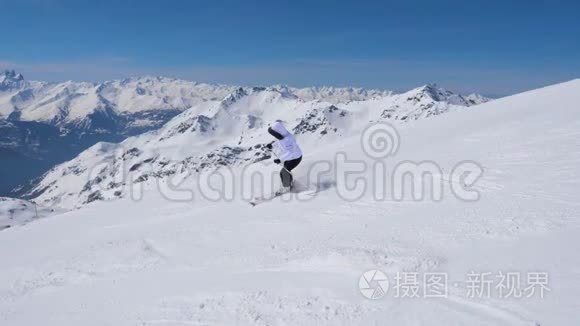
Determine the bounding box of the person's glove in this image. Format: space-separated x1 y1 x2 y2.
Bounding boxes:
273 159 281 164
266 143 273 149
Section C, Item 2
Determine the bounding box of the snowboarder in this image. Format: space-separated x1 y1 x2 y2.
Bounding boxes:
266 120 302 194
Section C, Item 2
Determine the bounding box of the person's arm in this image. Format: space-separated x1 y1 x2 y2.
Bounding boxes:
267 127 284 140
268 140 284 163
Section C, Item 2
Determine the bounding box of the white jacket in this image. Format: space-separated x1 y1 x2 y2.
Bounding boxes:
270 121 302 161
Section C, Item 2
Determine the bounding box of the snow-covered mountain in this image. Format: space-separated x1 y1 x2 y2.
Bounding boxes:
26 82 487 209
465 93 490 105
1 70 490 197
2 71 484 130
283 85 393 102
0 70 27 91
0 71 238 133
0 71 240 195
0 79 578 325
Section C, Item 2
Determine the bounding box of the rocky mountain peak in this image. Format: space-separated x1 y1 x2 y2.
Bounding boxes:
0 70 26 91
407 84 490 106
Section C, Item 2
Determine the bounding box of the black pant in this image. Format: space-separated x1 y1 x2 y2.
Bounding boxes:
280 156 302 187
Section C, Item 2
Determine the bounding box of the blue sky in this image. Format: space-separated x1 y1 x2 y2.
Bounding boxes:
1 0 579 96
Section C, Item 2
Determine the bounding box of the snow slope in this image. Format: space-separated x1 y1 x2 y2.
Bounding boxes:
0 197 36 230
0 80 578 325
0 197 55 230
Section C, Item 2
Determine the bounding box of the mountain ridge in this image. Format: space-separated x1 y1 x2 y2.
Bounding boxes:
21 81 495 208
0 70 491 197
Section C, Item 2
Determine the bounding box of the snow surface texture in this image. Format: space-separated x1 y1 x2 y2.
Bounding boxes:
0 197 55 230
0 197 37 230
0 80 578 325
